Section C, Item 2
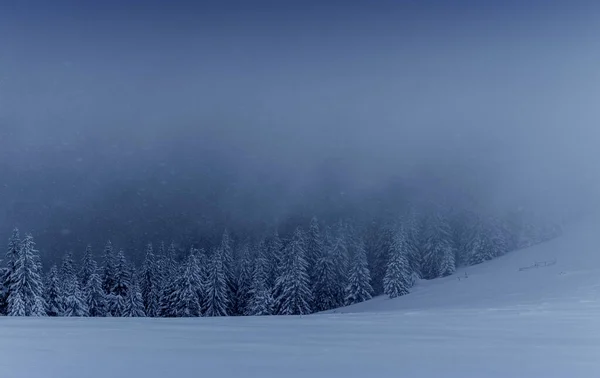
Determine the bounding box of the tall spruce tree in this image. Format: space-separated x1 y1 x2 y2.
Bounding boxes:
1 229 21 315
140 243 160 317
248 241 274 316
109 249 130 316
305 217 323 284
422 213 455 279
312 247 338 312
275 227 312 315
101 241 116 296
383 228 411 298
203 248 229 317
44 265 64 316
79 245 95 289
329 229 349 308
345 240 373 305
61 252 88 317
233 244 254 316
8 234 46 316
85 261 107 317
123 275 145 317
267 230 283 289
219 230 237 315
172 253 202 317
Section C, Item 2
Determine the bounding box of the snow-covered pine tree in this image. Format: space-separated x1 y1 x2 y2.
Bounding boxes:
109 249 131 316
404 211 424 283
267 230 283 289
274 227 312 315
312 242 338 312
61 252 88 317
467 218 493 266
305 217 323 284
219 230 237 315
79 245 95 289
329 228 349 308
101 241 116 296
345 239 373 305
85 261 107 317
247 240 274 316
172 253 202 317
158 242 179 317
486 216 509 258
383 228 411 298
8 234 46 316
421 213 455 279
60 252 76 291
44 265 64 316
1 228 21 315
123 274 145 317
203 248 229 317
0 266 7 315
233 244 254 316
139 243 160 317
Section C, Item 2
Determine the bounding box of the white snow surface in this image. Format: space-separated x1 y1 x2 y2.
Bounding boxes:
2 220 600 377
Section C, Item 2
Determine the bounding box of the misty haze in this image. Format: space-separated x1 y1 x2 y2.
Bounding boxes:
1 1 600 378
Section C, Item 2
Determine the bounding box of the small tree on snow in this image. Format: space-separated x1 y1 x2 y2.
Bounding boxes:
383 229 411 299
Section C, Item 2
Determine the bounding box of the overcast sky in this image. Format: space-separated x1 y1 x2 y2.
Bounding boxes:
1 1 599 257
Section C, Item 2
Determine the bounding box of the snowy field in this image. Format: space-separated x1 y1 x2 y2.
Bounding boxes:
2 220 600 378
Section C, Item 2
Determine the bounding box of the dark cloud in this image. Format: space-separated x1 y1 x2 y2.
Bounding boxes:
1 2 599 259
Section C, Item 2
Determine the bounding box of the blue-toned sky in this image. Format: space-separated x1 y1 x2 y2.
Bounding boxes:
1 1 599 253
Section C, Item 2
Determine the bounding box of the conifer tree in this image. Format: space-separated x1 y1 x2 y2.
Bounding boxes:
275 227 312 315
329 229 349 308
305 217 323 284
234 244 254 316
85 263 107 317
79 245 95 289
109 249 130 316
61 253 88 317
422 213 455 278
345 240 373 305
1 229 21 314
384 229 411 298
8 234 46 316
101 241 116 296
44 265 64 316
158 242 178 317
312 248 338 312
219 230 237 314
203 248 229 317
247 240 274 316
267 230 283 289
123 276 145 317
140 243 160 317
173 253 202 317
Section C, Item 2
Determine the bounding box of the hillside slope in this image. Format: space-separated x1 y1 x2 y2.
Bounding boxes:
339 219 600 313
1 220 599 378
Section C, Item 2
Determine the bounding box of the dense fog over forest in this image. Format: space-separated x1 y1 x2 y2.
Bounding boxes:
1 1 599 267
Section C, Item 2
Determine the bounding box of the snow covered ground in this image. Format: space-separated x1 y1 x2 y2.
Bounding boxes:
2 220 600 378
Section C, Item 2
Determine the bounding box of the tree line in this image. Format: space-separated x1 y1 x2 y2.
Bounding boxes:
0 209 561 317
